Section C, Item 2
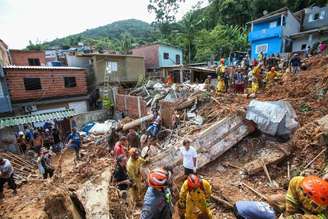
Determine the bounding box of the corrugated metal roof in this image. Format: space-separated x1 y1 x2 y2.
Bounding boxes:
0 109 78 129
3 65 85 70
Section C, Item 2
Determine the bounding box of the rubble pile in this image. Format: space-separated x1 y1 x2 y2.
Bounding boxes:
0 55 327 218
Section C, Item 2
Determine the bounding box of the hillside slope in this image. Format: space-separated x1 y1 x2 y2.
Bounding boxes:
43 19 154 49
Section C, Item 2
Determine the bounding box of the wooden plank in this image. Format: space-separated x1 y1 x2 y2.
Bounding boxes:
243 143 291 175
144 111 255 179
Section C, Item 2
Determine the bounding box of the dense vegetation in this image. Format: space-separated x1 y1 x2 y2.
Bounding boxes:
28 0 328 62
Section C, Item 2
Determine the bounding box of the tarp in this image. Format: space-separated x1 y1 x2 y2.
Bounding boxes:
246 100 299 136
88 120 117 135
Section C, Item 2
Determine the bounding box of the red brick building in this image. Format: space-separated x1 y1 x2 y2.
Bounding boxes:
10 50 46 66
3 66 89 114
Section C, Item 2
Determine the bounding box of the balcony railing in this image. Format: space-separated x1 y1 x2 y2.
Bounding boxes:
248 26 282 42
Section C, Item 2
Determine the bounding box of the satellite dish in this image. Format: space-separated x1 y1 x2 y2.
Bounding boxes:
263 10 268 15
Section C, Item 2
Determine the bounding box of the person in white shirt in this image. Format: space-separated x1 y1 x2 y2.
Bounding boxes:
0 157 17 199
180 139 197 176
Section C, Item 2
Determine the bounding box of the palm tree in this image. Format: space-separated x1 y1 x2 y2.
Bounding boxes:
119 33 133 55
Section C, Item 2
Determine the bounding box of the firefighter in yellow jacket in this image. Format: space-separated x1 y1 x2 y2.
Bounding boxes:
251 63 262 94
178 174 212 219
283 176 328 219
216 58 225 93
127 148 146 204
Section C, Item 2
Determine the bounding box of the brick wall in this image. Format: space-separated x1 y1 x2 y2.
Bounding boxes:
132 45 159 70
115 94 147 118
5 68 87 102
10 50 46 66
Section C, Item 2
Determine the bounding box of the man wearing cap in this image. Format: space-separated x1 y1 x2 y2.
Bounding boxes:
0 158 17 199
141 168 173 219
127 148 147 204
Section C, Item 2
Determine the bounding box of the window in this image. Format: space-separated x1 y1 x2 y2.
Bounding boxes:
163 53 169 60
320 11 326 20
314 13 320 20
301 44 307 50
24 78 42 90
64 77 77 88
106 61 118 73
176 55 181 64
269 21 277 28
28 58 41 66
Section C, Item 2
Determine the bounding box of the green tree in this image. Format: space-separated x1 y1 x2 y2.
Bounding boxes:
194 25 248 62
175 11 204 63
26 40 44 51
148 0 185 36
119 33 133 55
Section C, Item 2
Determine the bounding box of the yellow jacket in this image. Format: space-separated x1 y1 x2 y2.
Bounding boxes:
286 176 328 219
265 70 277 81
216 65 225 78
179 178 211 203
127 157 145 183
253 65 261 79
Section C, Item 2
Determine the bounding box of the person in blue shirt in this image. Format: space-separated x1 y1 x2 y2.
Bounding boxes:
233 200 276 219
66 128 81 160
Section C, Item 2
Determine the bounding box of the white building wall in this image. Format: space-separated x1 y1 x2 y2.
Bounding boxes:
66 54 90 68
292 34 321 52
283 11 301 36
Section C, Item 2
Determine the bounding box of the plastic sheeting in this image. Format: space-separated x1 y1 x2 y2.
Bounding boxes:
246 100 299 136
88 120 117 135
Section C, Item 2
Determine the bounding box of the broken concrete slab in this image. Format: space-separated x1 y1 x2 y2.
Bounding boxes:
243 143 292 175
144 110 255 179
76 167 111 219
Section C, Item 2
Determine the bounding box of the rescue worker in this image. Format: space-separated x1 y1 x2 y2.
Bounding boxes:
233 200 276 219
127 148 146 204
251 64 262 94
216 58 225 94
283 175 328 218
178 174 212 219
264 67 278 86
141 168 173 219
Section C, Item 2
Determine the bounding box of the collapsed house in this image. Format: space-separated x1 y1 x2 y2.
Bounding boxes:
0 55 327 218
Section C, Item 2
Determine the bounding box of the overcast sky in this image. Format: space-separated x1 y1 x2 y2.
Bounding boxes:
0 0 207 49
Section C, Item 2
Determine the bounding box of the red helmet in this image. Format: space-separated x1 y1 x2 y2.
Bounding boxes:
148 168 170 188
301 176 328 206
187 174 201 190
